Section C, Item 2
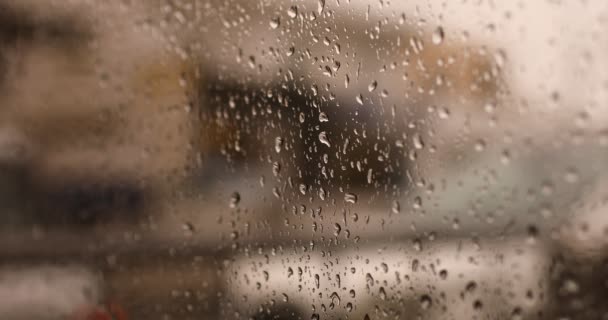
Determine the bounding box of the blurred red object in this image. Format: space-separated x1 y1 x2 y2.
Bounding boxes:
70 302 127 320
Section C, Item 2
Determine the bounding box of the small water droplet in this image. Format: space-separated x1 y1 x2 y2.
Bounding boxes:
413 196 422 209
230 231 239 240
438 107 450 119
334 223 342 236
474 139 486 152
287 6 298 18
229 192 241 208
391 200 401 214
286 46 295 56
432 26 445 45
317 0 325 14
473 300 483 310
346 302 353 312
365 273 374 287
380 263 388 273
466 281 477 293
319 187 327 200
182 222 195 234
564 168 579 183
356 94 364 105
275 137 284 153
368 81 377 92
269 17 280 29
420 294 432 310
319 132 331 147
344 192 358 204
379 287 387 300
412 134 424 149
319 112 329 122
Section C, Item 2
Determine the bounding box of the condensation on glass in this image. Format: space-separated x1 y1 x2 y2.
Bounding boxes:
0 0 606 319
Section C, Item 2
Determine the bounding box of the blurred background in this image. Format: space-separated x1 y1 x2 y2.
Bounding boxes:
0 0 607 319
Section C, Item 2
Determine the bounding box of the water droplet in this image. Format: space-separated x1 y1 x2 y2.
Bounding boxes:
356 94 364 105
229 192 241 208
474 139 486 152
282 293 289 302
368 81 378 92
346 302 353 312
380 263 388 273
412 134 424 149
439 269 448 279
438 107 450 119
364 314 371 320
275 137 284 153
272 161 281 176
311 313 320 320
564 168 579 183
379 287 387 300
182 222 195 234
287 6 298 18
269 17 280 29
391 200 401 214
334 223 342 236
319 112 329 122
473 300 483 310
413 196 422 209
319 132 331 147
287 46 295 56
511 307 523 320
319 187 327 200
317 0 325 14
314 274 320 289
432 26 445 45
330 292 341 305
412 238 422 251
466 281 477 293
365 273 374 287
344 192 358 204
419 294 432 310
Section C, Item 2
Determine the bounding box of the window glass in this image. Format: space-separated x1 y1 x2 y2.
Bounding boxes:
0 0 607 319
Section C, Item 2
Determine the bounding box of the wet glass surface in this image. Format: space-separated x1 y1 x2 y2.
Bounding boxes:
0 1 607 319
